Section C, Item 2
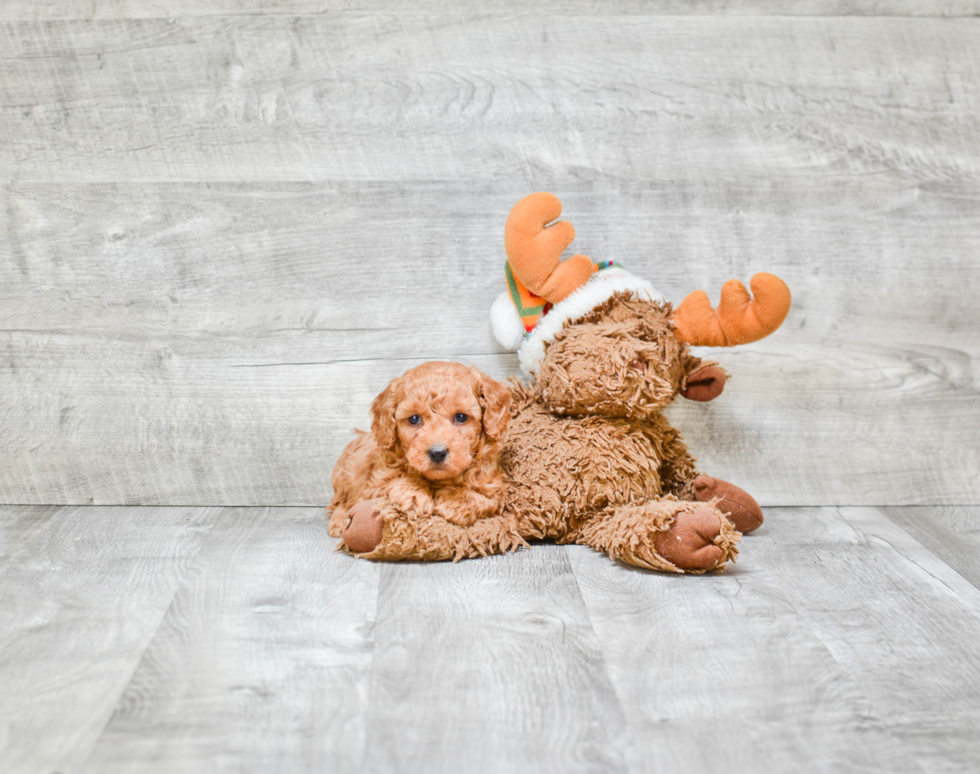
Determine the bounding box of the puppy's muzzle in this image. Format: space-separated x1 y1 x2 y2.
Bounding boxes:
427 446 449 464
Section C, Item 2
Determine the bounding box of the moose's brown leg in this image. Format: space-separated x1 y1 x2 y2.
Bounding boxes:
340 498 527 562
651 416 699 499
692 475 764 533
576 499 740 574
647 414 765 534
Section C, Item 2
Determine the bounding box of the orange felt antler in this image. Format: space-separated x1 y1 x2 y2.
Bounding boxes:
505 193 594 304
672 273 792 347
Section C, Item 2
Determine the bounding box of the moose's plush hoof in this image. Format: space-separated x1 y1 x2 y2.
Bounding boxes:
693 475 763 533
653 505 728 571
343 499 385 554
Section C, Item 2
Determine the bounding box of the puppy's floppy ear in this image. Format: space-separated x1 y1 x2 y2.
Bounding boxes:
371 377 402 450
475 370 511 440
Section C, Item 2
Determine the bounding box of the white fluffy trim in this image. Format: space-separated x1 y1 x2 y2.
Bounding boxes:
517 267 663 376
491 290 527 351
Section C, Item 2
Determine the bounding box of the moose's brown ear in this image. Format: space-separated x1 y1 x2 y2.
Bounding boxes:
680 363 726 402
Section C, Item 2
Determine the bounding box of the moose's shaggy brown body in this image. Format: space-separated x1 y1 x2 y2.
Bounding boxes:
495 295 744 573
502 383 740 573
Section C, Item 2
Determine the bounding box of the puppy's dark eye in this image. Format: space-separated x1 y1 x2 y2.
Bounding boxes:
407 415 422 426
453 413 468 424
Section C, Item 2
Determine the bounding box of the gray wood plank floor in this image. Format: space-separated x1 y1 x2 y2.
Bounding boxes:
2 503 980 773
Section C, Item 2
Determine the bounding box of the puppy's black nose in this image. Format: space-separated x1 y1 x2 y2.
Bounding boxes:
427 446 448 464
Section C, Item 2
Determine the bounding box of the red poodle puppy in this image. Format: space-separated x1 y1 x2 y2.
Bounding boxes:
328 361 512 553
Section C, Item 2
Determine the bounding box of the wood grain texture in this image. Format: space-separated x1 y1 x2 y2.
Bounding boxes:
0 505 63 564
2 180 978 505
2 11 979 506
5 504 980 773
4 1 980 20
572 505 980 772
568 537 922 774
1 17 978 184
0 340 513 506
81 506 380 774
748 506 980 773
5 180 980 342
1 330 977 507
0 504 219 774
362 545 629 773
880 506 980 591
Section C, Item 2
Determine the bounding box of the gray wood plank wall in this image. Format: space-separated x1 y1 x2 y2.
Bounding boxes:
4 1 980 19
1 7 978 506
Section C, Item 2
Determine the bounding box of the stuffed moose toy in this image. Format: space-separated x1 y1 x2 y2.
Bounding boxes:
329 193 791 573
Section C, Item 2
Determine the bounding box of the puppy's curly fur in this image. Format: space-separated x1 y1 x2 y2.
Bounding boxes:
328 362 511 537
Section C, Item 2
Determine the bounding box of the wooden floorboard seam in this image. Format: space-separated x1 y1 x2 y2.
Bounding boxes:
69 508 226 774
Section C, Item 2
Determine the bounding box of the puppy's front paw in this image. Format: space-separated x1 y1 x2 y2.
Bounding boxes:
434 488 499 527
388 479 434 516
343 499 385 554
